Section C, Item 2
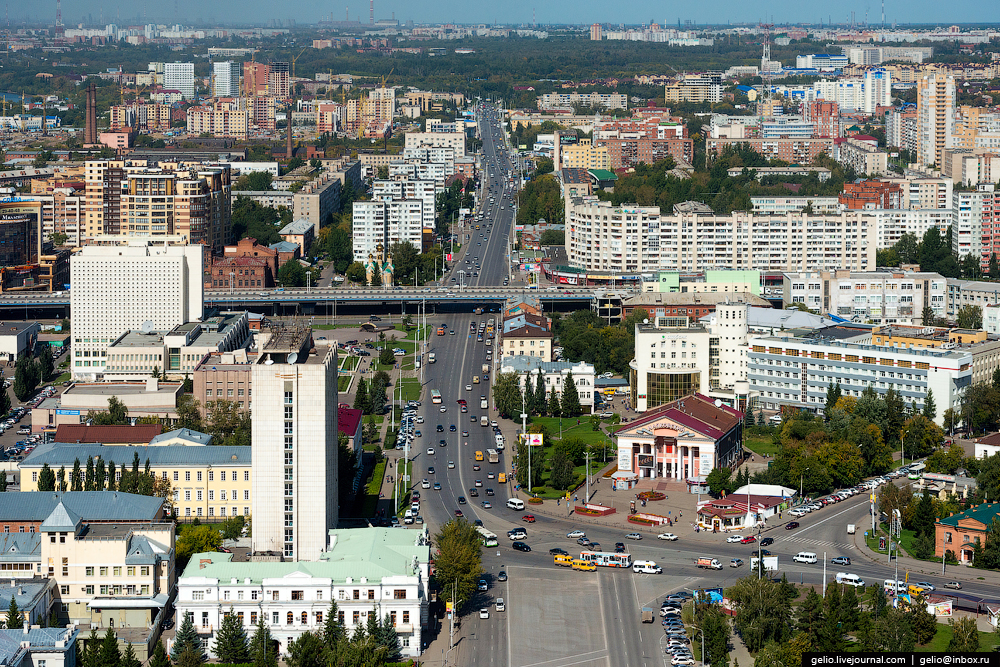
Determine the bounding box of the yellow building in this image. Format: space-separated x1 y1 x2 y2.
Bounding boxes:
558 139 611 171
19 443 252 521
871 324 987 349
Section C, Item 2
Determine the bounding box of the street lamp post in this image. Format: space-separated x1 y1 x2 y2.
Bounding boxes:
799 467 810 504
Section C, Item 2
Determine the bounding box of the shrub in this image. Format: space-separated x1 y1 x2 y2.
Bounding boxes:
637 491 666 501
527 497 543 505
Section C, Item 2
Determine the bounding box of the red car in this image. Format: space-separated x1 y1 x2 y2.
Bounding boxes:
740 536 757 544
455 509 464 518
785 521 800 530
522 514 536 523
457 399 467 405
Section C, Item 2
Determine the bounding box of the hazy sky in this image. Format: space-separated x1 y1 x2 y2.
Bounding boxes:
60 0 996 27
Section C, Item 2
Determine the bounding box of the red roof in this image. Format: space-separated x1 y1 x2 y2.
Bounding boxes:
625 393 742 441
54 424 163 444
338 406 363 437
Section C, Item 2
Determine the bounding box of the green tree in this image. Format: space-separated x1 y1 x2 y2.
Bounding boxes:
285 631 325 667
705 466 733 496
0 470 6 492
378 348 395 366
796 588 825 649
36 351 53 383
175 525 223 561
175 647 203 667
0 386 9 419
948 616 980 651
71 458 82 491
549 448 575 490
560 371 582 417
213 608 250 663
249 616 277 667
548 386 561 418
37 463 56 491
532 370 546 416
345 261 366 284
824 382 842 418
957 304 984 330
901 415 944 460
990 253 1000 281
492 372 523 420
171 613 205 661
374 614 401 662
728 576 793 651
204 400 251 446
921 305 936 326
149 641 170 667
277 259 307 287
433 519 483 611
5 594 22 628
122 642 141 667
98 628 121 667
321 600 345 647
821 581 845 651
922 389 937 421
13 353 38 401
905 594 937 645
702 605 730 667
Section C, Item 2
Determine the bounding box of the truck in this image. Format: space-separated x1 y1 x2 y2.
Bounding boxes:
482 364 490 374
641 607 654 623
847 524 856 535
695 557 723 570
428 353 436 364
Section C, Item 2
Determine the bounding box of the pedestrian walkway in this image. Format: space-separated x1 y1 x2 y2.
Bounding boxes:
851 525 1000 590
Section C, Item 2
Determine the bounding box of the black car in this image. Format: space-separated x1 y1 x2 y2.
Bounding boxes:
474 519 484 527
549 548 569 556
458 496 467 505
760 537 774 546
469 489 479 497
449 425 457 432
439 439 447 447
512 541 531 552
785 521 800 530
754 549 772 556
485 488 495 496
436 425 444 432
615 542 626 553
497 571 508 582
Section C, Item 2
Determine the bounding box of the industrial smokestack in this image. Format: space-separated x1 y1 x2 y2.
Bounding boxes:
370 0 374 24
84 82 97 146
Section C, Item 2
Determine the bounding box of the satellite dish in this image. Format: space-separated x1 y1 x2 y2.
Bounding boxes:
287 353 299 364
643 319 649 324
714 399 723 408
263 354 274 366
140 321 154 334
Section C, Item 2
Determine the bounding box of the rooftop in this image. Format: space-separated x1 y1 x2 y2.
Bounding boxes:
181 527 428 582
0 491 164 523
625 292 770 307
21 443 251 468
750 334 971 361
937 503 1000 529
149 428 213 446
53 424 163 444
268 241 299 253
499 356 595 373
620 393 743 441
279 218 315 235
673 201 714 215
337 406 363 437
64 382 182 397
0 321 39 336
0 628 77 665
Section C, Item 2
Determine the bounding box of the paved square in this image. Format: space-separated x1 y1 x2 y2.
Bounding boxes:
506 565 609 667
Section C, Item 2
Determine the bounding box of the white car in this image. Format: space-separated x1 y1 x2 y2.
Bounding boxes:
479 608 489 619
448 461 455 469
421 479 430 488
657 533 679 541
726 534 744 543
625 532 642 540
466 384 472 391
439 406 447 413
426 448 435 456
671 656 695 665
567 530 586 539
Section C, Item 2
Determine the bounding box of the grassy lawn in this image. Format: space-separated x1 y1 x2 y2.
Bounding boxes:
397 378 422 402
919 621 999 652
312 324 362 330
337 375 352 392
365 459 387 497
744 432 779 457
53 372 71 383
527 417 614 446
340 355 360 371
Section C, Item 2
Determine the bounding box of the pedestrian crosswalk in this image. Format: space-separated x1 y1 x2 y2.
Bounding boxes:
782 536 855 551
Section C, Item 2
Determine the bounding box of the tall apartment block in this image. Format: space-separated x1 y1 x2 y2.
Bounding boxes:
251 327 338 561
951 184 1000 267
69 240 204 379
83 160 232 251
917 71 955 168
163 62 195 100
212 61 241 98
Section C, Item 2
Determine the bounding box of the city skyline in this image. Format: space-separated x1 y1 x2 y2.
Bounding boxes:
44 0 1000 28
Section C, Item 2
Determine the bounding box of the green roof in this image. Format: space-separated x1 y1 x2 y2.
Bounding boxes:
588 169 617 181
180 527 429 582
937 502 1000 529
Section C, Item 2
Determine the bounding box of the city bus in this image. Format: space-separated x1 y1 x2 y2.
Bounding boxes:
486 449 499 464
578 551 633 568
475 526 498 547
431 390 442 404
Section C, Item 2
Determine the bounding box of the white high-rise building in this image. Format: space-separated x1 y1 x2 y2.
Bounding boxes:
351 199 424 263
164 62 196 99
69 239 204 380
251 327 338 562
862 68 892 114
212 61 241 98
917 71 956 168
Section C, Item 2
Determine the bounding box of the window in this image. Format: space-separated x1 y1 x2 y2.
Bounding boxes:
353 590 360 600
251 590 258 601
272 590 279 601
192 591 205 601
394 589 407 599
352 611 360 625
60 585 69 595
86 567 94 576
113 567 122 576
272 613 279 624
100 567 108 576
301 612 308 624
368 590 375 600
141 566 149 576
287 612 293 625
185 471 190 481
85 585 94 595
251 612 258 625
402 611 410 624
316 590 323 600
127 566 135 576
197 471 202 482
223 590 230 600
291 590 304 600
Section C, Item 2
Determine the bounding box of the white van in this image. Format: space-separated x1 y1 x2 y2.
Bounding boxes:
404 508 414 519
632 560 662 574
883 579 906 594
836 572 865 587
506 498 525 510
793 552 818 564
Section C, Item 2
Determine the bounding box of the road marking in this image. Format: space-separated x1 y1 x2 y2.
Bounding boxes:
516 650 610 667
596 569 612 667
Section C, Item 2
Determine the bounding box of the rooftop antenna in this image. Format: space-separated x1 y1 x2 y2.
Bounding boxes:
369 0 373 24
55 0 61 27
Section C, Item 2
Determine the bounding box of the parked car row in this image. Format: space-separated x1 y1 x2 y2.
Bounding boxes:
396 401 422 449
661 591 696 664
789 467 909 518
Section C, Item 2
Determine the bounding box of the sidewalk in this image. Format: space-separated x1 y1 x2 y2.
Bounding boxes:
850 524 1000 589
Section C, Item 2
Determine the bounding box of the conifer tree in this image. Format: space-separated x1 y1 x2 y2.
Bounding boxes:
5 594 22 628
249 616 276 667
149 640 171 667
98 627 121 667
122 641 141 667
171 613 204 662
71 458 83 491
213 608 250 663
548 386 561 417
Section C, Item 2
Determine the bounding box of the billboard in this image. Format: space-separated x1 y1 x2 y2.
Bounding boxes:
617 447 632 472
750 556 779 572
0 200 41 267
526 433 543 447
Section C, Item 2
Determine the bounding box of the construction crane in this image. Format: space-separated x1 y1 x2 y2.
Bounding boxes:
378 67 393 89
290 47 307 81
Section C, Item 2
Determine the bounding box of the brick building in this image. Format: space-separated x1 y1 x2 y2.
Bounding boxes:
935 503 1000 564
839 179 903 210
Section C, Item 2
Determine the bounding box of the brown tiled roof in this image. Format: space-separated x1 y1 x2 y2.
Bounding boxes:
53 424 163 444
